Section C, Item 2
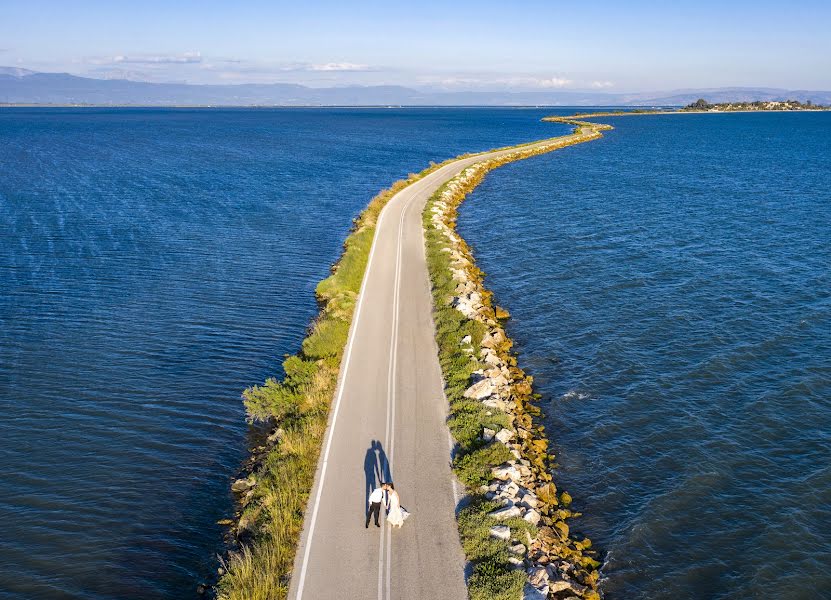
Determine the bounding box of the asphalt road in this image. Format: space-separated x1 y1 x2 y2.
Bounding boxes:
288 137 571 600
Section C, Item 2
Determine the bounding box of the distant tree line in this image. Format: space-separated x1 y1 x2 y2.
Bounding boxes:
683 98 829 111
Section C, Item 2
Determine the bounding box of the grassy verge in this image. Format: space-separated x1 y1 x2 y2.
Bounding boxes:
423 122 610 600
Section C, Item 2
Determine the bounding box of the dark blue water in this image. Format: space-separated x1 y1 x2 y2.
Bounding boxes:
459 112 831 599
0 107 571 600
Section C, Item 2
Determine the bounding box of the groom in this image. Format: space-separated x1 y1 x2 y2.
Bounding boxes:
365 483 389 528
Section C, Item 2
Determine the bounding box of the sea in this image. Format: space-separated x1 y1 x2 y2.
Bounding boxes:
0 107 828 599
458 111 831 598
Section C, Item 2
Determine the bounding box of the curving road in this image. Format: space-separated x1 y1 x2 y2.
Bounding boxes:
287 134 584 600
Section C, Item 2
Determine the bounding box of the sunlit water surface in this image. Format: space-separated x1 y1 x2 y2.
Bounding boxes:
458 112 830 599
0 107 570 599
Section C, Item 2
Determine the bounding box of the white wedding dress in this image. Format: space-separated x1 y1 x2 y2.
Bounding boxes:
386 491 409 527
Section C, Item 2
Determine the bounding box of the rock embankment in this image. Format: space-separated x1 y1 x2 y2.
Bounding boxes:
426 132 608 600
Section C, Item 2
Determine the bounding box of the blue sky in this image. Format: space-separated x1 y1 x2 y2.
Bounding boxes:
2 0 829 90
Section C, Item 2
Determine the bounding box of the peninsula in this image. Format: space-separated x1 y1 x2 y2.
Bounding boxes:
215 117 613 600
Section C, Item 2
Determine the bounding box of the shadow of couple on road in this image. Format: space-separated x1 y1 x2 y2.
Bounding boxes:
364 439 391 514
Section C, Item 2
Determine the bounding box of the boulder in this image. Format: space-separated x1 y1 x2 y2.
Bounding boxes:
553 520 570 539
491 463 521 482
490 374 510 388
523 509 542 526
527 566 550 588
483 352 502 366
549 581 572 594
456 302 479 319
495 306 511 320
231 478 255 493
509 543 527 555
537 526 559 544
549 579 587 595
520 494 539 509
463 379 495 400
522 583 547 600
488 525 510 540
482 427 496 442
536 482 558 505
488 505 522 520
481 333 497 349
495 428 515 444
482 397 507 411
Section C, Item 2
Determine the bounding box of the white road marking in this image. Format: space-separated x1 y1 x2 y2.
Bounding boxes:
294 193 391 600
379 185 409 600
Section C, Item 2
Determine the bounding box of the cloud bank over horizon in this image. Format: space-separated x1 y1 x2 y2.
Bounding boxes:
2 0 829 92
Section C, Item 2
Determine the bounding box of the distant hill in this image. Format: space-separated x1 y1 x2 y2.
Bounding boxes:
0 66 36 77
2 68 830 107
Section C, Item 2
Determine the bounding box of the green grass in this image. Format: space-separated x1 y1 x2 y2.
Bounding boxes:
459 498 530 600
217 364 334 600
453 442 514 488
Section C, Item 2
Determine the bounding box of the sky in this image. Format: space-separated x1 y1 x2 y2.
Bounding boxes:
2 0 830 91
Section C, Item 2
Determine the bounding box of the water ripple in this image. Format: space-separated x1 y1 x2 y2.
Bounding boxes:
459 112 831 599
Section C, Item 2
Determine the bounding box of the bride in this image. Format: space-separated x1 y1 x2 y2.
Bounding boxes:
384 483 409 528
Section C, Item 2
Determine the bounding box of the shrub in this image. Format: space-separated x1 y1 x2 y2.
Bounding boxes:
300 318 350 360
453 442 514 488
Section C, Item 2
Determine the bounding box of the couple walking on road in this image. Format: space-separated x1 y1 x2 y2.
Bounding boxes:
365 439 410 529
365 482 408 528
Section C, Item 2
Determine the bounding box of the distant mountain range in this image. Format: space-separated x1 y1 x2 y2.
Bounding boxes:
2 68 830 107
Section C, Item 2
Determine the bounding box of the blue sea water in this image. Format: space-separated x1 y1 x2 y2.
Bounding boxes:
1 108 829 600
458 112 831 599
0 107 570 600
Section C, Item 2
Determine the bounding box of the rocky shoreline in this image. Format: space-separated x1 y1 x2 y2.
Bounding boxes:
424 122 612 600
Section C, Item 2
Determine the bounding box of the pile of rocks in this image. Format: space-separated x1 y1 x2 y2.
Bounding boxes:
428 161 602 600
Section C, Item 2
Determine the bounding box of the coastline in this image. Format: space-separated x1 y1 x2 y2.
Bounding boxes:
213 116 613 599
541 108 831 122
422 120 611 600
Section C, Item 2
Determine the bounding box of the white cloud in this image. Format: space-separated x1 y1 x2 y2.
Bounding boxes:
417 74 575 90
309 62 371 72
88 52 202 65
591 80 614 88
536 77 572 88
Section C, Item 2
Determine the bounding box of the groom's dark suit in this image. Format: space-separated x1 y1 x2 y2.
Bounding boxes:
365 487 387 527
